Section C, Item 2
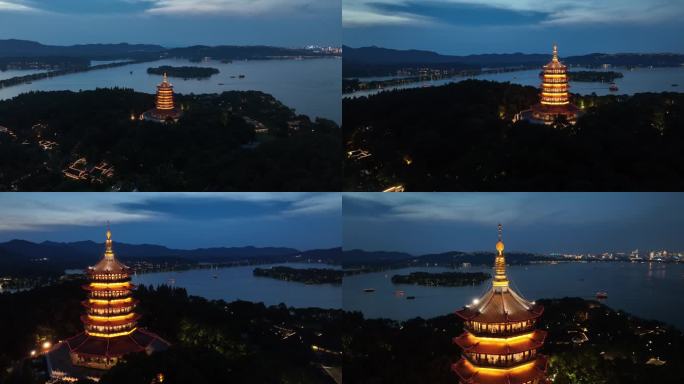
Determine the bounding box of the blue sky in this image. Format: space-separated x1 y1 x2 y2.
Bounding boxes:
0 0 340 46
343 0 684 55
343 193 684 254
0 193 341 250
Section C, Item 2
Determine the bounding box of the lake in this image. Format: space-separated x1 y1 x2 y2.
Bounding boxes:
345 66 684 99
343 262 684 330
132 262 342 309
0 57 341 124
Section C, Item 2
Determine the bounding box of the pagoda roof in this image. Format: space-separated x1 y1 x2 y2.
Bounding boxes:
81 314 141 327
455 286 544 323
64 328 170 358
82 283 135 292
454 329 547 355
82 299 138 309
452 355 548 384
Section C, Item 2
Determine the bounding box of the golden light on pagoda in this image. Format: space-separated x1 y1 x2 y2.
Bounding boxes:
540 44 570 106
82 227 140 339
155 73 176 111
517 44 582 126
452 224 549 384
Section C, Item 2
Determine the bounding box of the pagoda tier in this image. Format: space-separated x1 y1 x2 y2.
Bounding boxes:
452 224 549 384
142 73 182 123
46 227 171 372
516 44 581 126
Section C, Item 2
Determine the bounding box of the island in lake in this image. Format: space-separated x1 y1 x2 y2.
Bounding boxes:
253 266 343 285
147 65 220 79
391 271 491 287
568 70 624 82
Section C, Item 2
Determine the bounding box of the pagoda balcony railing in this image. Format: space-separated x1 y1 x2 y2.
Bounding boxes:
88 274 131 282
88 307 134 316
464 350 537 368
465 326 536 338
90 291 132 299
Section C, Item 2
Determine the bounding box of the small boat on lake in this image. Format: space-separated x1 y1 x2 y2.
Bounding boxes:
596 291 608 299
406 296 416 300
609 83 618 92
363 288 376 293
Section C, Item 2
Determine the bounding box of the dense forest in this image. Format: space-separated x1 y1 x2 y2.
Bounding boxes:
0 281 344 384
343 297 684 384
0 88 340 191
343 80 684 191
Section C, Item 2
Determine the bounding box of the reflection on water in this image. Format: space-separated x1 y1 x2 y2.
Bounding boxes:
0 57 341 123
343 262 684 330
347 66 684 98
133 262 342 309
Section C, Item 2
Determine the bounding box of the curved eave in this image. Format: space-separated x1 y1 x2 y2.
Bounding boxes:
455 303 544 324
452 355 548 384
81 299 139 309
81 314 141 326
453 330 547 355
82 283 135 292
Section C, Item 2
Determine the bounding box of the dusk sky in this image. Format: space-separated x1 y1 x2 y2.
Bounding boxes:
343 0 684 55
0 0 340 47
343 193 684 255
0 193 341 250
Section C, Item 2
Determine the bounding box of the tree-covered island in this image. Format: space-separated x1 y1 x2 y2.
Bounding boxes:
253 266 343 285
147 65 220 79
568 70 624 82
391 271 491 287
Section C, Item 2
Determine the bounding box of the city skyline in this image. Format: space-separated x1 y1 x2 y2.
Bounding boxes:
343 193 684 254
343 0 684 55
0 193 341 250
0 0 340 47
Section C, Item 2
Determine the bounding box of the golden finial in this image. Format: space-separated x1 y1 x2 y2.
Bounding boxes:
493 223 508 288
105 223 114 258
495 223 504 254
552 43 558 61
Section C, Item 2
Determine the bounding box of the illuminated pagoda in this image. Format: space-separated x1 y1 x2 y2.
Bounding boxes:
452 224 548 384
517 44 581 126
142 73 182 123
46 227 169 380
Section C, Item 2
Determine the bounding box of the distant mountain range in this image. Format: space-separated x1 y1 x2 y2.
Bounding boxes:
342 249 550 269
0 239 342 277
0 39 332 61
343 45 684 77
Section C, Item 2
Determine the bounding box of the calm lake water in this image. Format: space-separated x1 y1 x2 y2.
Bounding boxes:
346 66 684 98
343 262 684 330
132 262 342 309
0 57 341 123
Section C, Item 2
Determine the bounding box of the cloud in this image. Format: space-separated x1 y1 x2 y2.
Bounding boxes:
0 0 335 16
343 0 684 28
0 1 35 12
144 0 335 16
0 193 341 233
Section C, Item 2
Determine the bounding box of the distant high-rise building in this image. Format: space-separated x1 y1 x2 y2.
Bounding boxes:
143 73 182 123
46 227 169 380
516 44 582 126
452 224 549 384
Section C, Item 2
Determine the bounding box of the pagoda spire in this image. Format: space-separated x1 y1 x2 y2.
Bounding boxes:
104 223 114 259
552 43 558 62
493 223 508 288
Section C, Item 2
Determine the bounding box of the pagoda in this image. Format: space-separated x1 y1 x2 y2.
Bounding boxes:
452 224 549 384
517 44 581 126
142 73 182 123
46 227 169 379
